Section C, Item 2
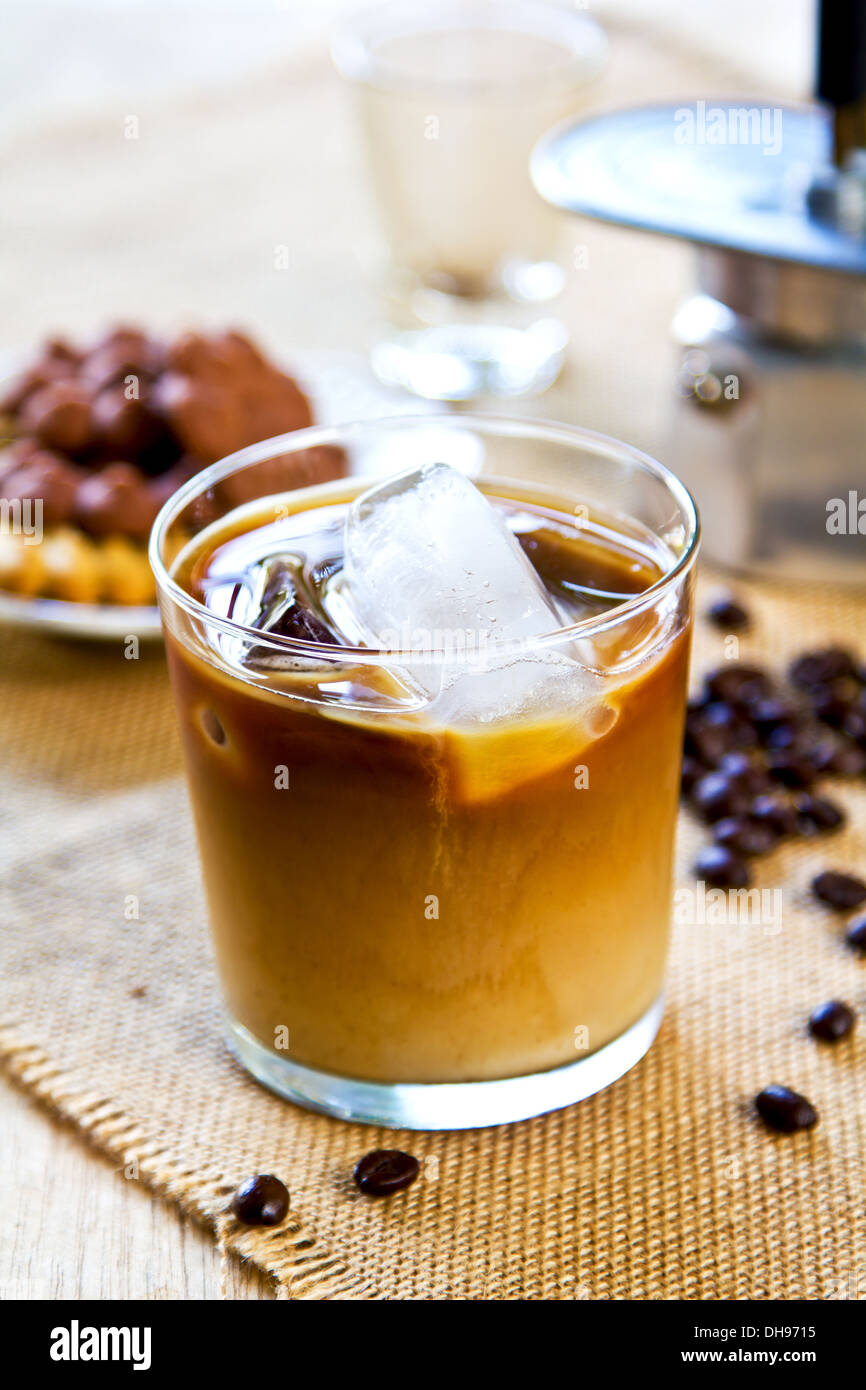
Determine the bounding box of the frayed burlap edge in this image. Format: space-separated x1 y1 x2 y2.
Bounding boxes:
0 1021 379 1301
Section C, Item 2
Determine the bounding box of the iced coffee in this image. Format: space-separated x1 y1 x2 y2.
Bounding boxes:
152 417 698 1128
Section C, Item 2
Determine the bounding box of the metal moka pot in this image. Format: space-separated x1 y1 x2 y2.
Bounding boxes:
533 1 866 583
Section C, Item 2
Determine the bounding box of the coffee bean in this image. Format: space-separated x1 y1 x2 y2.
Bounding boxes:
809 680 859 729
687 703 757 764
716 750 753 778
750 698 800 742
684 707 718 762
683 726 702 762
794 795 845 835
812 871 866 911
842 708 866 745
826 742 866 777
694 843 751 887
809 999 855 1042
764 722 801 751
713 815 778 857
751 793 800 838
692 772 751 823
704 664 772 708
755 1085 818 1133
845 915 866 953
681 755 704 796
790 648 858 691
703 701 740 730
717 750 771 794
704 703 759 748
353 1149 419 1197
689 725 737 767
767 750 816 789
231 1174 290 1226
804 739 840 774
707 595 750 631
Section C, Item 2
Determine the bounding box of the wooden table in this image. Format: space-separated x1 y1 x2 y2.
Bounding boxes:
1 1080 274 1299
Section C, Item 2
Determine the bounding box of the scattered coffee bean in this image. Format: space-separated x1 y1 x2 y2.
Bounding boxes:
687 702 757 763
809 999 855 1042
680 754 704 796
842 708 866 745
702 701 744 732
686 649 866 973
812 870 866 911
717 750 771 794
809 681 860 729
694 843 751 887
749 698 798 742
794 794 845 835
764 722 802 751
688 725 737 767
231 1174 290 1227
692 771 751 823
828 741 866 777
713 815 778 857
704 702 759 749
789 648 858 691
704 664 772 708
707 594 750 631
766 749 816 789
804 738 838 774
845 915 866 953
353 1149 419 1197
755 1084 818 1133
750 793 799 838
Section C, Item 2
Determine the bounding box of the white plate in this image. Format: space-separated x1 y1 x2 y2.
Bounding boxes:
0 589 162 641
0 349 435 642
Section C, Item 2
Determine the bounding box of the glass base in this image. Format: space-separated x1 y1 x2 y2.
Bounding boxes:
371 318 567 402
225 995 664 1131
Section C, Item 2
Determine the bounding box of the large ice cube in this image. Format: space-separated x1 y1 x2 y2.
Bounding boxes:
343 462 559 648
341 461 603 725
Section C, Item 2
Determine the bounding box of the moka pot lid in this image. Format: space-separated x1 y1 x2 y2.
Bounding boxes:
532 102 866 277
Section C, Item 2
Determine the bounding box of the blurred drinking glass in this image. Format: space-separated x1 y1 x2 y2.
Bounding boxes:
333 0 606 400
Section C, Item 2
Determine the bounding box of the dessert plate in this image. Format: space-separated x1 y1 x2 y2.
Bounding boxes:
0 349 437 642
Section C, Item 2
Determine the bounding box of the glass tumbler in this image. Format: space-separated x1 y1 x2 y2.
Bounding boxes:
150 416 698 1129
332 0 607 400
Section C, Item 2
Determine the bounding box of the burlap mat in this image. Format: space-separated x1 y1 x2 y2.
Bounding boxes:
1 570 864 1300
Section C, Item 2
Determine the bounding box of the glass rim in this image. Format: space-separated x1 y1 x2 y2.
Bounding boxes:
330 0 608 97
149 413 700 666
